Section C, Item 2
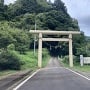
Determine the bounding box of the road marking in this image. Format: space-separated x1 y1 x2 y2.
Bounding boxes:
66 68 90 81
13 67 90 90
13 69 41 90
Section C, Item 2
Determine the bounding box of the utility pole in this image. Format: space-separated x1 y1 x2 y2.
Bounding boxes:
34 15 36 55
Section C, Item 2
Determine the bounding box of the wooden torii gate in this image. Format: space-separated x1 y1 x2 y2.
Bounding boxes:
30 30 80 68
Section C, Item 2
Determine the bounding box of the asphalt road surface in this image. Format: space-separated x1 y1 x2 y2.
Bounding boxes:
14 57 90 90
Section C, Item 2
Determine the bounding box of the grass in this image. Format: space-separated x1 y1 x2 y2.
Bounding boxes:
0 48 50 77
61 60 90 72
0 70 17 78
42 48 50 67
71 64 90 72
18 50 38 70
19 48 50 69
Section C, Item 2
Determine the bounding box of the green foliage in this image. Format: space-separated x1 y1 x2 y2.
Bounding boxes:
42 48 50 67
73 32 87 56
18 50 38 70
0 21 31 53
7 0 80 31
62 55 69 64
43 10 74 30
0 0 86 59
9 13 35 30
8 0 51 18
0 50 22 70
7 44 15 51
85 36 90 56
0 22 14 48
62 55 79 65
0 0 8 20
53 0 67 13
10 29 30 54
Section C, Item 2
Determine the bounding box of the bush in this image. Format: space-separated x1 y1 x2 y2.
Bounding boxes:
0 50 22 70
10 30 30 54
62 55 69 64
62 55 79 65
7 44 15 51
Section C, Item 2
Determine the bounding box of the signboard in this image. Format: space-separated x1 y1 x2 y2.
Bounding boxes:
84 57 90 64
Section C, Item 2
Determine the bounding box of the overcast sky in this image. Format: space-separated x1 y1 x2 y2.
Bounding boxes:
4 0 90 36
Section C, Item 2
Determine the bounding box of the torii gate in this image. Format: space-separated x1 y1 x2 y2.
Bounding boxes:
30 30 80 68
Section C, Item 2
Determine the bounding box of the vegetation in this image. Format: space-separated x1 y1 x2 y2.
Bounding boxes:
73 65 90 72
61 60 90 72
19 48 50 69
17 50 38 70
0 22 30 53
0 50 22 70
42 48 50 67
85 36 90 56
0 0 89 73
0 49 50 76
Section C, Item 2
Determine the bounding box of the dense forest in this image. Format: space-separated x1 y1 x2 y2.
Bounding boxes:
0 0 89 70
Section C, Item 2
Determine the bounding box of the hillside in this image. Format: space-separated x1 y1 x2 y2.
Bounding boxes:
86 36 90 42
0 0 87 59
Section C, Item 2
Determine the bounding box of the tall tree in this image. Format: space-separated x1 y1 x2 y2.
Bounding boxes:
0 0 4 5
54 0 67 14
8 0 51 18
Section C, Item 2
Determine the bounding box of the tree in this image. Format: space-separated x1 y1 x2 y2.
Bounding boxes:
0 22 31 53
0 0 4 5
40 10 76 31
8 0 50 18
11 30 30 54
53 0 67 14
0 0 9 20
0 50 22 70
0 0 86 57
0 22 14 49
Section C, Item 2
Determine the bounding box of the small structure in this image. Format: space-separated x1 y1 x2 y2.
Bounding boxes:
80 55 90 66
30 30 80 68
80 55 84 66
84 57 90 64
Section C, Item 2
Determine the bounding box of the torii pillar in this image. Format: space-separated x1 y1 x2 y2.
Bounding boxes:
69 34 73 67
29 30 80 68
38 33 42 68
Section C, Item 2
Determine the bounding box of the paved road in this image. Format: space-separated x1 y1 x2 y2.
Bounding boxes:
15 57 90 90
0 70 32 90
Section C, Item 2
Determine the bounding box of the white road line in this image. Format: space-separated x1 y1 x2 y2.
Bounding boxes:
13 69 41 90
13 67 90 90
66 68 90 81
13 67 63 90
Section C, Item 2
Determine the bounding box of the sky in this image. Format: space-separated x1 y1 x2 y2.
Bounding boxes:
4 0 90 36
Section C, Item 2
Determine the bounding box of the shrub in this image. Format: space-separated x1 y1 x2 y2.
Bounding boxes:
62 55 79 65
62 55 69 64
7 44 15 51
0 50 22 70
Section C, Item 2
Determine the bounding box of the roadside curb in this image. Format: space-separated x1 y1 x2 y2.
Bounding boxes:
0 70 32 90
13 69 40 90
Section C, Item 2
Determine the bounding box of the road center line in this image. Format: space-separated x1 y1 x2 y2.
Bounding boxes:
66 68 90 81
13 69 41 90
